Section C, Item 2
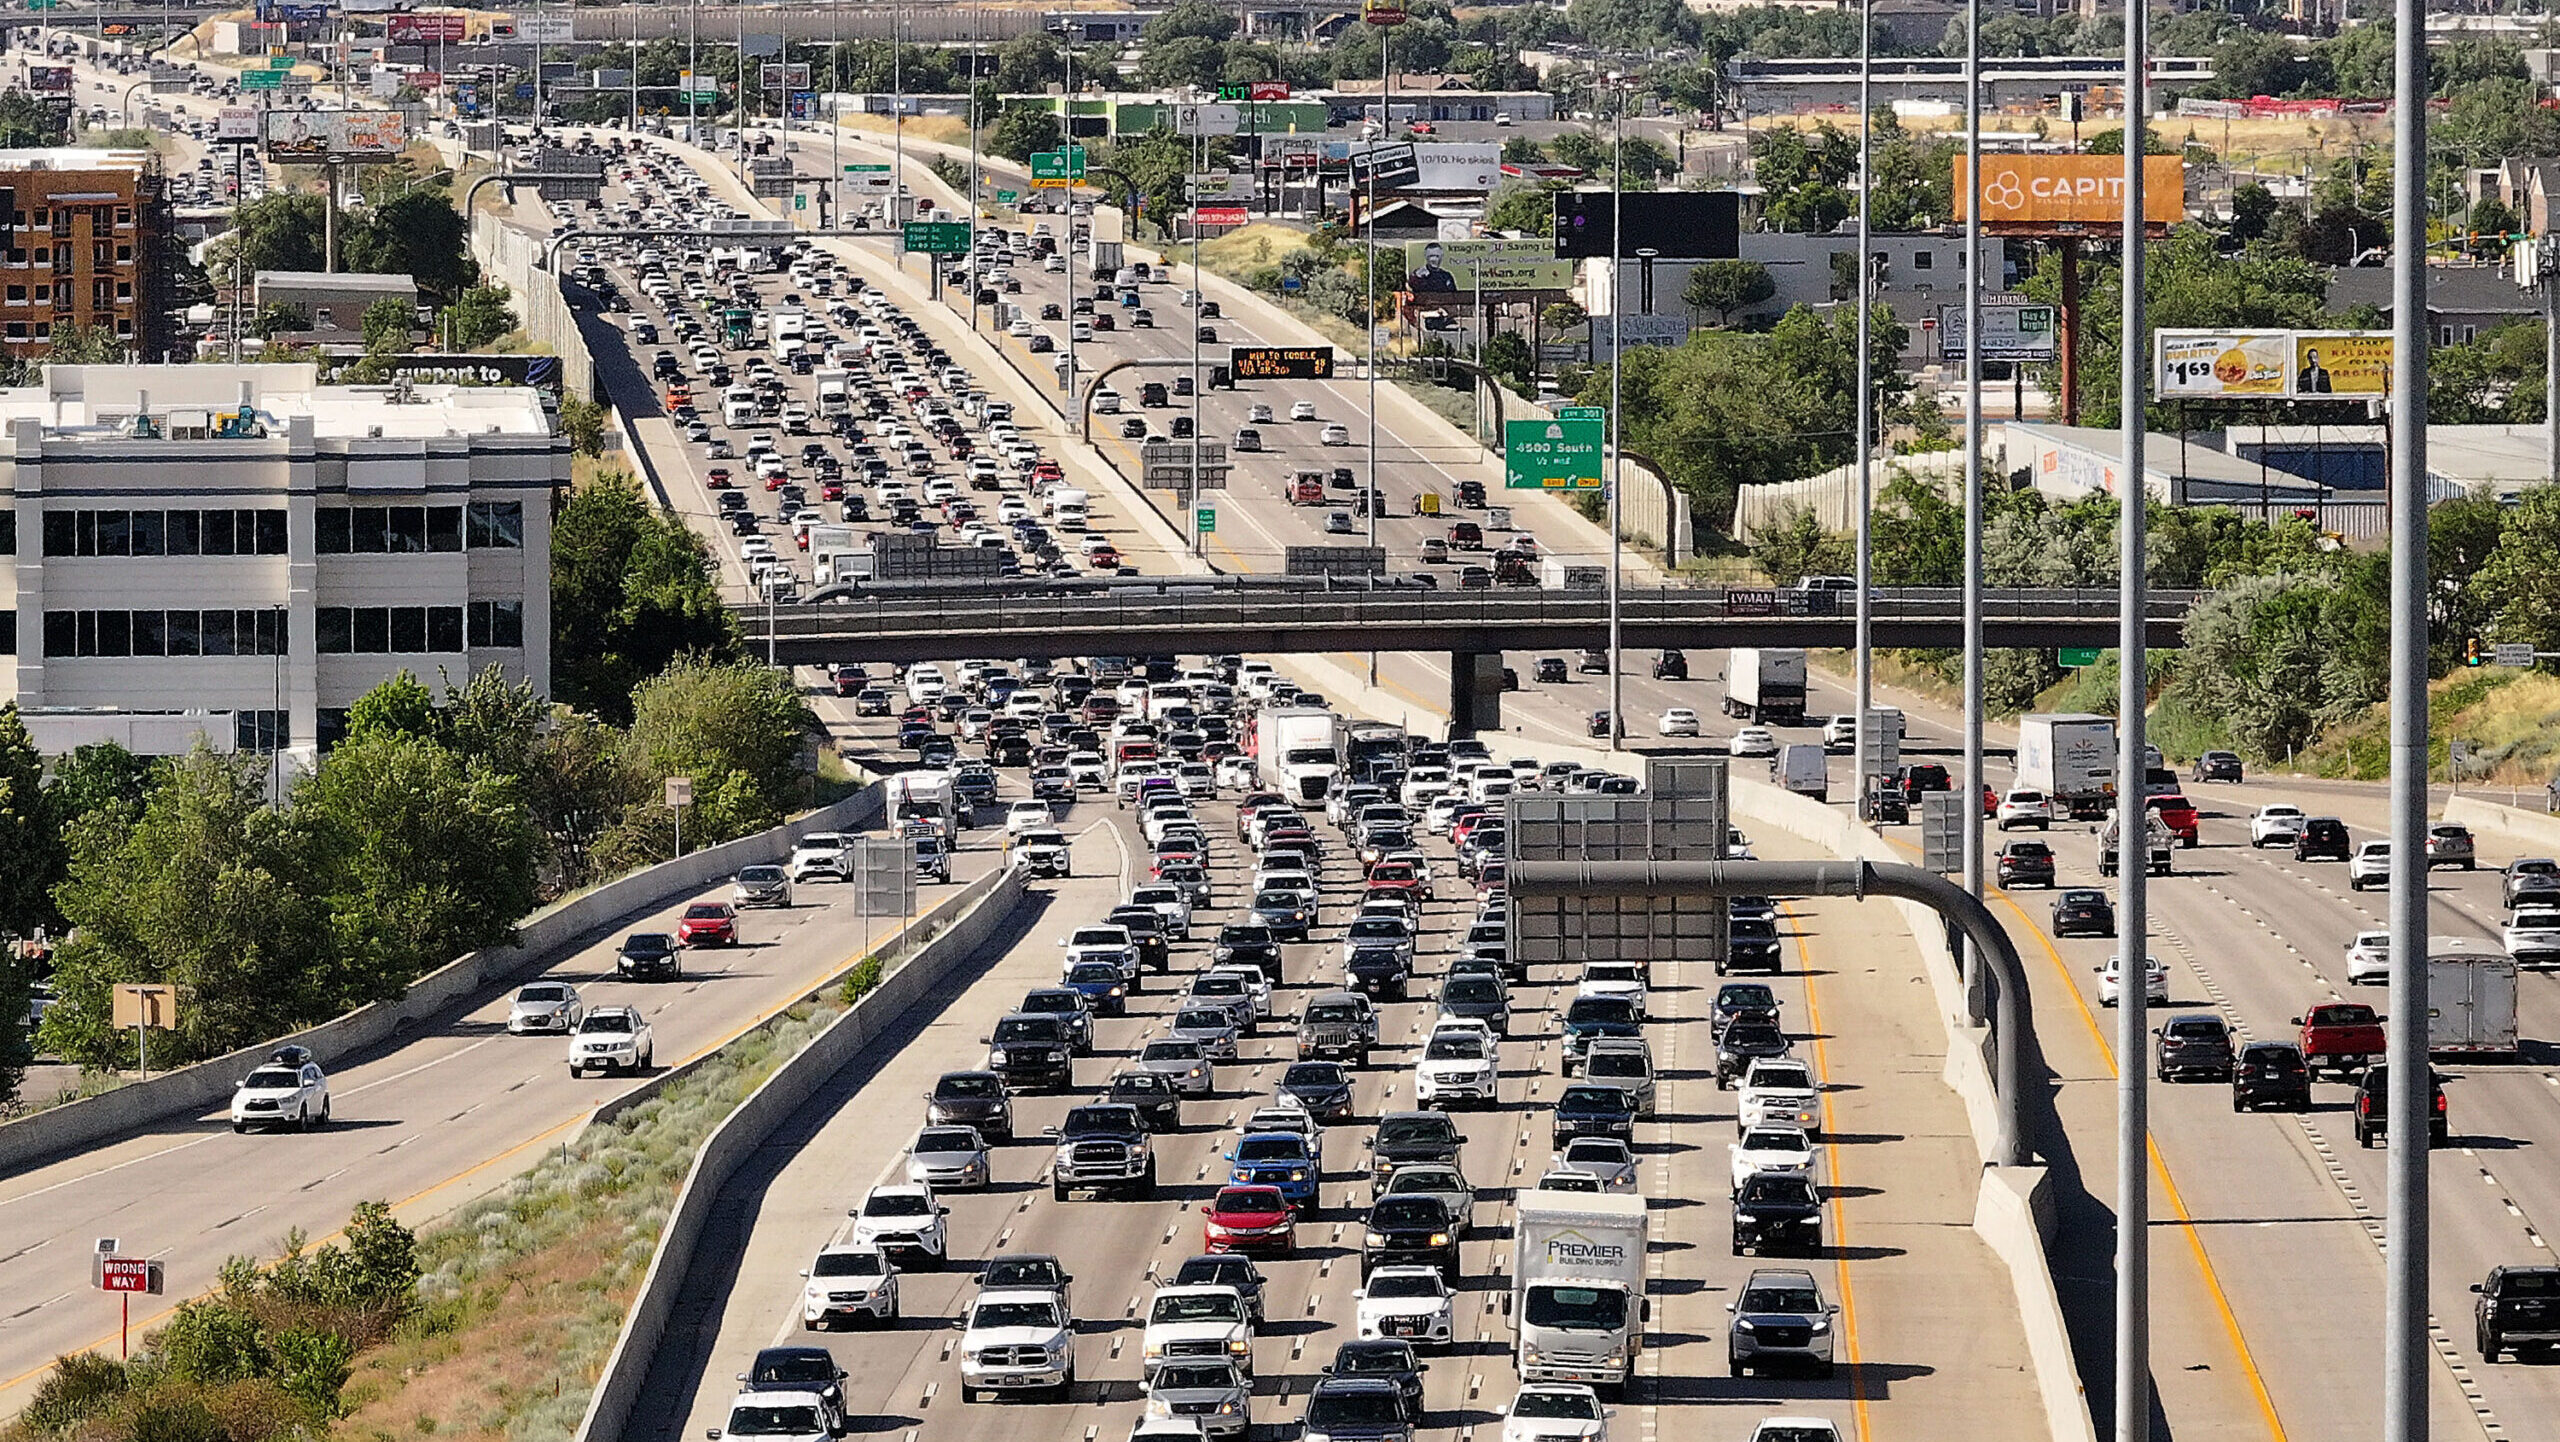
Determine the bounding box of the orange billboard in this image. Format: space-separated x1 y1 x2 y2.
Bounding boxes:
1954 155 2184 228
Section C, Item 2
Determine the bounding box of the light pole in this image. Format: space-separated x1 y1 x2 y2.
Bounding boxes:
1061 38 1075 397
1962 0 1987 1014
1606 71 1626 752
685 0 696 142
1851 0 1874 797
2114 4 2152 1438
1363 19 1389 689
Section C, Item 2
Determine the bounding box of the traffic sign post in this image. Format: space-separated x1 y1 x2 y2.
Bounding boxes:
2057 647 2103 668
2494 642 2537 668
92 1245 163 1358
1503 416 1605 490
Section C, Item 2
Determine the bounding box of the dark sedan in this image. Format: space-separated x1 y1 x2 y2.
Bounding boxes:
2050 888 2116 938
1346 946 1412 1000
2231 1041 2312 1112
1251 889 1313 942
1361 1194 1460 1278
2191 750 2244 783
924 1070 1015 1142
616 931 681 980
2295 817 2353 862
1278 1061 1355 1122
1724 916 1783 975
1106 1070 1184 1131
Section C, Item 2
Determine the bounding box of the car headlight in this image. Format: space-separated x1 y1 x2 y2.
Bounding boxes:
1228 1338 1250 1354
1429 1232 1450 1246
1217 1400 1240 1415
1811 1317 1831 1332
1733 1318 1756 1332
1144 1342 1164 1359
1289 1169 1306 1181
1365 1230 1388 1246
1519 1344 1544 1365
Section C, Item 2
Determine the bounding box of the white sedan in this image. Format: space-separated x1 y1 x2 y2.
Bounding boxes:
1576 961 1648 1018
1728 727 1780 758
1290 400 1319 422
1730 1124 1818 1193
1320 424 1353 446
2248 805 2308 847
2344 930 2390 984
2095 954 2171 1008
1502 1383 1612 1442
1657 707 1701 737
1355 1265 1455 1347
1549 1136 1639 1194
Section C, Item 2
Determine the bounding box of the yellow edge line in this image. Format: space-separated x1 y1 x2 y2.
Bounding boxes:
1784 901 1874 1442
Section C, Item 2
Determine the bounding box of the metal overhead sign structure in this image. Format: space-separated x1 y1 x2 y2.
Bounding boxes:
1505 414 1605 490
1175 103 1242 136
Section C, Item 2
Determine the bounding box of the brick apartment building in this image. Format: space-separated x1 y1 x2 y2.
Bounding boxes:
0 148 164 362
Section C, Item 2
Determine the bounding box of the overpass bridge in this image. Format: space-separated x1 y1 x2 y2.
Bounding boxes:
744 579 2196 727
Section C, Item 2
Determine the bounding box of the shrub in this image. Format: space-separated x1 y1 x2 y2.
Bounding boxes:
20 1349 128 1429
840 957 884 1005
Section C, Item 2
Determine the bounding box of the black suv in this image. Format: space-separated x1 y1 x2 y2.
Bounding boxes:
1361 1193 1460 1277
1301 1376 1416 1442
1551 1084 1638 1146
1653 649 1688 680
1533 657 1570 684
1712 983 1780 1041
616 931 681 980
2230 1042 2311 1112
1348 946 1413 1000
1105 1070 1183 1131
2050 888 2116 938
2476 1266 2560 1361
1897 763 1952 800
1716 1020 1793 1089
1732 1172 1823 1256
924 1070 1015 1142
1435 974 1510 1036
2295 817 2353 862
1324 1339 1427 1419
1996 841 2056 889
984 1012 1075 1092
1561 997 1641 1074
1366 1111 1465 1191
1723 917 1783 975
2354 1063 2449 1149
2152 1013 2235 1082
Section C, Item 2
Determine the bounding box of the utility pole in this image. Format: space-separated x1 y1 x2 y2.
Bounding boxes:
1606 72 1624 752
1364 22 1388 689
1851 0 1874 798
2113 3 2151 1438
1961 0 1986 1014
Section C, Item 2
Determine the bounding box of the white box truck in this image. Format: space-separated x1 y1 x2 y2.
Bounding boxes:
1256 706 1342 803
815 367 851 419
885 771 961 833
1541 558 1605 591
1772 743 1828 802
1511 1190 1648 1392
2017 713 2118 819
1723 648 1807 726
2429 949 2519 1057
811 528 871 586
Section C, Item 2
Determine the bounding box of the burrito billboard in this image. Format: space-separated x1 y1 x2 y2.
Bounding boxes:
2155 329 2394 400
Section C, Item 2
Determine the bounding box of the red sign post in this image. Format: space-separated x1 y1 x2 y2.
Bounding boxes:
93 1254 160 1357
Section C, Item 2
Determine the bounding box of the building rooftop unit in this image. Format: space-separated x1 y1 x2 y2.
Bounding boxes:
5 362 553 443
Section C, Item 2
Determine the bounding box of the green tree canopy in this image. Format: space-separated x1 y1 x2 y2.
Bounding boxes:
359 296 412 355
440 284 516 349
1682 259 1776 327
551 473 739 720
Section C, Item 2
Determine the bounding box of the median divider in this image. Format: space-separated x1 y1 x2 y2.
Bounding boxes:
2445 793 2560 854
572 861 1030 1442
0 785 886 1176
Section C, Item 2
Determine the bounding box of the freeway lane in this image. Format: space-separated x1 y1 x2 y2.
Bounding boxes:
0 835 994 1419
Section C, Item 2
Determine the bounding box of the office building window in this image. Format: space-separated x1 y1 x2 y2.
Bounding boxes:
315 505 468 554
42 608 283 658
236 710 287 753
467 599 523 648
315 605 466 654
40 507 286 557
465 501 524 548
0 511 14 555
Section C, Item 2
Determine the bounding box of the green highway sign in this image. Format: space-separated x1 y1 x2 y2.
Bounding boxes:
241 69 283 90
267 55 296 70
794 193 806 210
2057 647 2102 668
1504 416 1604 490
1029 147 1088 182
1196 507 1217 533
844 163 890 173
1559 405 1606 421
995 188 1019 203
902 220 971 255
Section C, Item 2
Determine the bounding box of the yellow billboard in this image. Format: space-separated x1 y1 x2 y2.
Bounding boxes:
2290 332 2392 396
2156 332 2290 398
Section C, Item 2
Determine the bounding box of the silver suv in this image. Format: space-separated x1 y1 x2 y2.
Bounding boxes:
1726 1267 1837 1378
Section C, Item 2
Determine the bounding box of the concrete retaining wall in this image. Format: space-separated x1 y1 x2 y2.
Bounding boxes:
470 209 599 402
0 787 884 1176
573 864 1029 1442
2446 793 2560 856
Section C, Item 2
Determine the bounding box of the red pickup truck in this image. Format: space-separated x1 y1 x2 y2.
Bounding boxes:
2147 793 2201 848
2295 1001 2388 1080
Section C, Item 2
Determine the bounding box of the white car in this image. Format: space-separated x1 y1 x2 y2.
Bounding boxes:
849 1183 950 1268
1247 403 1274 423
711 1389 835 1442
1355 1265 1455 1347
1736 1058 1821 1134
1141 1284 1255 1382
1995 790 2054 830
1729 727 1779 758
1730 1124 1818 1193
1214 754 1257 789
1657 707 1701 737
2503 908 2560 967
788 832 851 883
2345 930 2391 985
2249 805 2309 847
1549 1136 1639 1194
568 1006 655 1076
2348 840 2393 891
801 1243 900 1329
1745 1421 1842 1442
1005 799 1054 836
1093 387 1122 413
1289 400 1319 422
506 980 584 1034
1412 1022 1498 1108
1142 1359 1251 1441
1576 961 1649 1018
2094 954 2171 1008
1131 882 1195 938
959 1289 1077 1400
1320 424 1352 446
1502 1383 1612 1442
229 1051 331 1132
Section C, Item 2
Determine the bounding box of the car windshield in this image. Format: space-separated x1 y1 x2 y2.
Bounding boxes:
727 1404 826 1435
740 866 785 883
973 1300 1062 1330
1741 1283 1824 1313
1425 1033 1485 1060
938 1074 1000 1098
1561 1087 1626 1112
1236 1137 1304 1162
1730 919 1778 941
1285 1063 1348 1088
1750 1430 1842 1442
751 1352 838 1385
1063 1106 1142 1136
1154 1363 1239 1391
1307 1387 1409 1427
1144 1041 1203 1063
992 1018 1058 1043
1215 1187 1284 1213
1568 998 1636 1023
517 985 569 1002
1587 1051 1646 1078
811 1251 885 1278
1254 891 1300 909
1513 1389 1604 1421
1069 962 1123 984
1111 1074 1170 1096
581 1014 634 1034
1741 1130 1803 1153
1564 1138 1629 1165
1741 1176 1818 1206
1333 1344 1414 1376
1024 993 1079 1014
1367 1271 1442 1299
1307 1002 1363 1024
864 1192 930 1218
1378 1116 1458 1146
1177 1009 1232 1031
1445 978 1502 1004
2165 1020 2225 1039
1370 1196 1449 1227
685 903 730 920
1350 918 1406 939
1153 1292 1242 1323
2060 890 2107 905
1752 1063 1814 1090
244 1068 299 1089
1523 1285 1629 1331
914 1129 978 1154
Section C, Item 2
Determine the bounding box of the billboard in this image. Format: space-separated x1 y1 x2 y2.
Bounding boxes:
2154 329 2393 399
1954 155 2185 228
1348 142 1418 189
1402 238 1571 291
216 105 261 143
1935 302 2059 361
264 109 408 164
362 352 564 394
27 65 70 93
384 12 467 44
1231 346 1335 380
1554 190 1741 260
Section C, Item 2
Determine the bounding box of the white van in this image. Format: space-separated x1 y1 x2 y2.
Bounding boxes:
722 396 756 428
1053 498 1089 532
905 663 948 705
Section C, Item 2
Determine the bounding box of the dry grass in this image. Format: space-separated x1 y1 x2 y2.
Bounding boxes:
828 113 975 149
1192 222 1315 280
2296 669 2560 784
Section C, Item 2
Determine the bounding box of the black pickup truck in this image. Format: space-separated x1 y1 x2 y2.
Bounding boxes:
2477 1266 2560 1361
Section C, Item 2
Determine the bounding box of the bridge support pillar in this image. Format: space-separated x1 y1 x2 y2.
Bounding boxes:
1449 653 1503 738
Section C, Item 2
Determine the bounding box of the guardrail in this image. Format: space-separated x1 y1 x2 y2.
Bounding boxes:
0 786 884 1176
572 862 1030 1442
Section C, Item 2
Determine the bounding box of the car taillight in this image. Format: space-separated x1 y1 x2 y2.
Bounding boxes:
2437 1093 2448 1113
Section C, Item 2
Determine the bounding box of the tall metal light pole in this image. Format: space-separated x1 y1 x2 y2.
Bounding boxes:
1606 72 1624 752
969 26 983 334
893 11 906 254
685 0 696 141
1062 37 1075 396
1851 0 1874 794
2113 4 2151 1438
2383 0 2431 1432
1961 0 1986 1007
1364 20 1388 688
1193 118 1205 557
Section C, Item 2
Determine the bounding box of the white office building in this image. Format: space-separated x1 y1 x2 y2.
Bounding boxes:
0 363 565 772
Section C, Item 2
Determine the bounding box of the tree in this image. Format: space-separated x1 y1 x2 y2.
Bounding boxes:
340 191 477 302
1483 331 1534 395
993 32 1065 93
1750 507 1853 585
1138 35 1226 90
2228 181 2279 242
1144 0 1236 44
990 106 1062 163
1540 299 1588 334
524 708 644 891
0 706 58 937
1485 181 1558 236
254 301 314 339
550 473 739 721
616 658 812 847
2204 29 2326 101
439 284 516 349
0 90 64 148
2164 569 2385 758
556 393 609 458
2478 485 2560 651
344 671 439 745
45 741 161 836
357 296 411 355
1682 259 1776 327
213 191 329 278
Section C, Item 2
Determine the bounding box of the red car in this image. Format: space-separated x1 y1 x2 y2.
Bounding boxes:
1088 546 1122 569
1203 1184 1295 1253
706 467 733 489
764 472 787 492
677 901 738 947
2146 793 2201 848
1450 811 1494 849
1366 859 1429 898
821 481 844 501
